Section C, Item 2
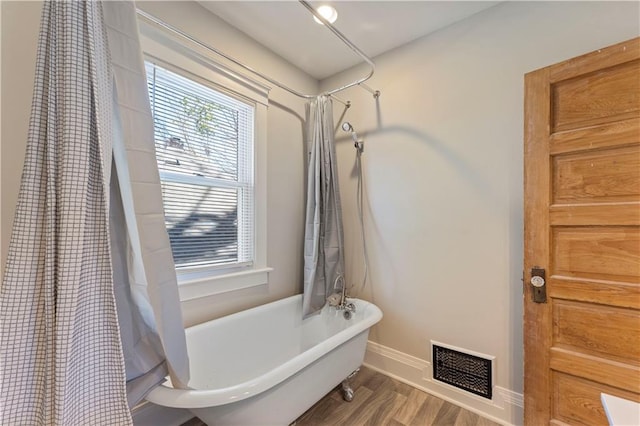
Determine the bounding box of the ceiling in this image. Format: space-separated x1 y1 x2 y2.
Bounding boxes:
198 1 500 80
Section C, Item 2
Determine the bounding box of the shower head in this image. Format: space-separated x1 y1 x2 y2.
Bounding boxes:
342 121 364 153
342 122 358 141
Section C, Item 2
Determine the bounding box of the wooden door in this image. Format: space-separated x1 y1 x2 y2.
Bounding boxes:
524 38 640 425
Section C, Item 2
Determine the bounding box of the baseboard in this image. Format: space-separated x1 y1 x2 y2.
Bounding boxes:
132 401 192 426
364 341 524 426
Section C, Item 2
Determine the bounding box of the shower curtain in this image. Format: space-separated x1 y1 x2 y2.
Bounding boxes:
0 2 132 424
303 96 346 318
102 1 189 405
0 2 188 424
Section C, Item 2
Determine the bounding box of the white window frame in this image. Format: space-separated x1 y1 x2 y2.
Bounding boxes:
139 17 272 301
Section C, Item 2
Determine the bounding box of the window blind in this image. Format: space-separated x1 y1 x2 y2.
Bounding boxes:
145 61 254 270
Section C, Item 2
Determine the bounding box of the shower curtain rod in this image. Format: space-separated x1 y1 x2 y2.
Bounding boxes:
136 1 380 107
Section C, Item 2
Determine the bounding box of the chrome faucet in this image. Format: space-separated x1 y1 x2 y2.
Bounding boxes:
337 278 357 319
342 300 356 320
326 276 356 319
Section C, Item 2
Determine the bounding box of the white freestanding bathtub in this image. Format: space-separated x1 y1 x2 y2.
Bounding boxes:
145 294 383 425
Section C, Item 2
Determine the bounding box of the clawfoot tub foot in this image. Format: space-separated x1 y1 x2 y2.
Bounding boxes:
341 382 354 402
340 368 360 402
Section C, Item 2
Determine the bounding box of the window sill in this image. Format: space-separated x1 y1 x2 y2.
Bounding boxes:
177 267 273 301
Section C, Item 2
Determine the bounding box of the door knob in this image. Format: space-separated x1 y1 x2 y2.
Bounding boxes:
531 275 545 287
530 267 547 303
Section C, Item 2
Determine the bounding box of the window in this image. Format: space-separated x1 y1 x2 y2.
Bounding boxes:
139 18 270 300
145 61 255 272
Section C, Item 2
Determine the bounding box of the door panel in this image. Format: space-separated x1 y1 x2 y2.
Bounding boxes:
552 145 640 203
552 372 639 426
553 300 640 363
524 37 640 425
551 59 640 132
552 226 640 281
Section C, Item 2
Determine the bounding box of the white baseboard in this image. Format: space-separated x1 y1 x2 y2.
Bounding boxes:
364 341 524 426
132 401 193 426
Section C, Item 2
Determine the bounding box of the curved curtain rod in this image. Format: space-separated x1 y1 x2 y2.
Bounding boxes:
297 0 379 99
136 2 379 106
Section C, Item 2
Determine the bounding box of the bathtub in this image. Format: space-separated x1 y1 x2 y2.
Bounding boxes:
145 294 382 425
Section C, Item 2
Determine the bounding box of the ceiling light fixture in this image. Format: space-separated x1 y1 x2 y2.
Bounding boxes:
313 5 338 25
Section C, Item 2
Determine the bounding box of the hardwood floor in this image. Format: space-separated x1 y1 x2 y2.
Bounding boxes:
181 367 501 426
295 367 500 426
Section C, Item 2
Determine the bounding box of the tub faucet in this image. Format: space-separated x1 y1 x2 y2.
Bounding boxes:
337 280 356 320
339 279 348 307
342 301 356 320
327 292 355 319
326 277 356 319
327 275 347 307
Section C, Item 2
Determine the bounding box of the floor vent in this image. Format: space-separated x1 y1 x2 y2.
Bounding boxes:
432 343 492 399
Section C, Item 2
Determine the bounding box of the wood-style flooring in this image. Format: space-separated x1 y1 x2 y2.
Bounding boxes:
182 367 501 426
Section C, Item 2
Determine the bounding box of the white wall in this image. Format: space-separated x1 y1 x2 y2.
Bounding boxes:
0 1 3 245
0 1 317 327
321 1 639 420
1 1 41 280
